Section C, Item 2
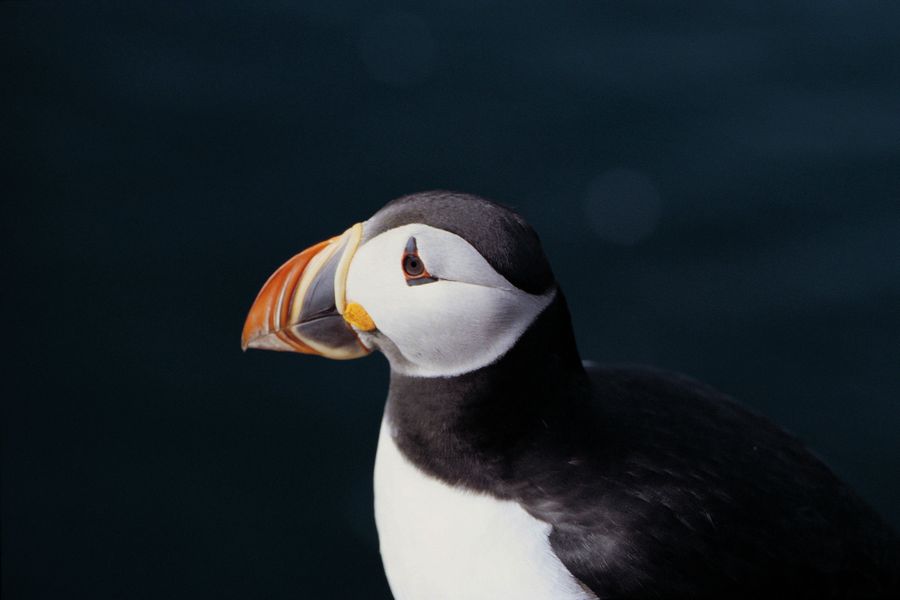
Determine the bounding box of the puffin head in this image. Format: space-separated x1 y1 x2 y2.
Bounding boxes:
241 191 557 377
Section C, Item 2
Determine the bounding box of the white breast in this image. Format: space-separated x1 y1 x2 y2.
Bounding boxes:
373 420 594 600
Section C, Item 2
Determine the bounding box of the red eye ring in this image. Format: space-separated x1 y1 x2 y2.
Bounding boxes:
402 237 437 286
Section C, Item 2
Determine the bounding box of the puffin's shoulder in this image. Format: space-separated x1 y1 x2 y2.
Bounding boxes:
583 363 802 453
580 363 892 532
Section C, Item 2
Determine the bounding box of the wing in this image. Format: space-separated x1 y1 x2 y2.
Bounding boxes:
523 365 900 598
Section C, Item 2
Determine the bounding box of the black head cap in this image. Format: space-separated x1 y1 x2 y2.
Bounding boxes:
364 191 555 294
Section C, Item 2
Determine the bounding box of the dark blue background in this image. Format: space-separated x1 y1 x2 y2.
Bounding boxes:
4 2 899 598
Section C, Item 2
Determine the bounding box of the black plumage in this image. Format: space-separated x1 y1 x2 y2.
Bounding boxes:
380 193 900 598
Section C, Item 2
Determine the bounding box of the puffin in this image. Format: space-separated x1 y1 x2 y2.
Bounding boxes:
241 191 899 599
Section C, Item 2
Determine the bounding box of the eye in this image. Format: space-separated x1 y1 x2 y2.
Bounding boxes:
403 254 425 277
401 237 438 286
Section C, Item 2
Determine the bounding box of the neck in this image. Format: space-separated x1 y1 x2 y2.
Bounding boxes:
384 290 591 494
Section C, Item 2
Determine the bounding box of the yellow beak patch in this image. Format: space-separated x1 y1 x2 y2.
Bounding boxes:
343 302 376 331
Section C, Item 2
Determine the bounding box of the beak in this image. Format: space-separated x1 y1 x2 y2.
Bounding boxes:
241 223 372 360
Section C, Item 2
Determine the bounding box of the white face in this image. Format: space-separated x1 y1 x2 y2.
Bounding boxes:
346 223 555 378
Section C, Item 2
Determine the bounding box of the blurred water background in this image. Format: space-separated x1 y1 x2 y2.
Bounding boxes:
4 2 899 598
